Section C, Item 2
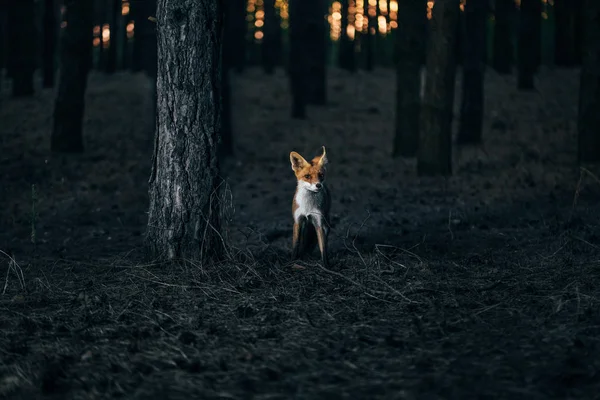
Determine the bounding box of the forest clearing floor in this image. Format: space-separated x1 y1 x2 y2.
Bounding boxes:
1 67 600 399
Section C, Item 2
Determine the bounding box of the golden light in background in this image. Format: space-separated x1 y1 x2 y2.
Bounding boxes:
389 0 398 24
355 0 364 32
460 0 465 12
126 21 134 39
378 0 387 15
93 25 101 36
276 0 289 29
93 37 101 47
347 24 355 40
254 31 264 40
427 1 434 20
102 23 110 43
122 1 130 16
377 15 386 35
253 0 264 42
329 1 342 41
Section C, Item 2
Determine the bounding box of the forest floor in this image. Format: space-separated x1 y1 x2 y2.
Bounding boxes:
1 66 600 399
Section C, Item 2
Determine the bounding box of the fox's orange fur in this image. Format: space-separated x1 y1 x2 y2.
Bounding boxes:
290 146 331 268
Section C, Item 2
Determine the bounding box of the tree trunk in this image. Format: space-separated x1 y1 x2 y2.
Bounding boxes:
417 0 459 176
288 0 307 118
221 0 234 157
262 0 280 75
492 0 513 74
8 0 36 97
42 0 57 88
517 0 540 90
147 0 225 262
338 0 355 72
457 0 487 145
105 0 119 74
130 0 142 72
51 0 93 153
393 0 426 157
363 0 375 71
306 0 327 105
577 0 600 163
130 0 157 76
229 0 246 74
554 0 582 67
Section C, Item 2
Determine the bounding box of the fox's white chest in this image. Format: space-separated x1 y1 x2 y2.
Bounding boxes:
294 188 325 223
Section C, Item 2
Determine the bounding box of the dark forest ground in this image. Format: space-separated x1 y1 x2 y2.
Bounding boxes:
1 67 600 399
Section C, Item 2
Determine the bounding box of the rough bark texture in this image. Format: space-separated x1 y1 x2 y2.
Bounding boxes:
338 0 355 72
8 0 36 97
221 1 234 157
417 0 459 176
393 0 426 157
105 0 120 74
492 0 513 74
457 0 487 145
42 0 56 88
262 0 281 75
51 0 93 153
577 0 600 163
147 0 224 262
517 0 540 90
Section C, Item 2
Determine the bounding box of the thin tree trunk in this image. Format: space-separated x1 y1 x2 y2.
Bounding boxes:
554 0 578 67
51 0 93 153
363 0 375 71
8 0 36 97
288 0 307 118
306 0 326 105
262 0 279 74
417 0 459 176
43 0 57 88
230 0 246 74
492 0 513 74
517 0 540 90
338 0 355 72
457 0 487 145
393 0 425 157
106 0 119 74
130 0 142 72
577 0 600 163
147 0 224 261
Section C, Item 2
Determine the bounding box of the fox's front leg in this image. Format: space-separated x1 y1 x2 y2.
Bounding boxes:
291 218 305 260
315 221 329 268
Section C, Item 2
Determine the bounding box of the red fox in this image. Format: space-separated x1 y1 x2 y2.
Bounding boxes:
290 146 331 268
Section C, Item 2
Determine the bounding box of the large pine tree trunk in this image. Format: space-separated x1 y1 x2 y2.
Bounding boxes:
457 0 487 145
517 0 540 90
577 0 600 163
51 0 93 153
8 0 36 97
220 0 234 158
492 0 513 74
417 0 459 176
393 0 426 157
105 0 119 74
147 0 224 261
42 0 57 88
338 0 355 72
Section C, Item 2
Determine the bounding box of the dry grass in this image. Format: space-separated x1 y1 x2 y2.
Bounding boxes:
1 66 600 399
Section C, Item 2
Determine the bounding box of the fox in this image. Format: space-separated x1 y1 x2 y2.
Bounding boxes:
290 146 331 268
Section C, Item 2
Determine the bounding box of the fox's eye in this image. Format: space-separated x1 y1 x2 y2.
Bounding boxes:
304 174 311 179
318 173 324 179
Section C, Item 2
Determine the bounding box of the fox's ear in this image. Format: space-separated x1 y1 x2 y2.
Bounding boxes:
318 146 328 166
290 151 308 171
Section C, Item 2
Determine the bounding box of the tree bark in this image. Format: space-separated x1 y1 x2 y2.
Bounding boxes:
338 0 355 72
517 0 540 90
221 0 234 157
457 0 487 145
8 0 36 97
577 0 600 163
492 0 513 74
393 0 426 157
417 0 459 176
42 0 57 88
147 0 225 262
51 0 93 153
105 0 120 74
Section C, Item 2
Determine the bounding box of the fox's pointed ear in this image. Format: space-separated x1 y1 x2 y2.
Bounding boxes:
318 146 328 166
290 151 308 171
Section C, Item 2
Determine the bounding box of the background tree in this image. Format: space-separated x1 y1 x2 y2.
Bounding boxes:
147 0 224 261
221 0 235 157
517 0 540 90
288 0 307 118
262 0 281 75
492 0 513 74
42 0 57 88
228 0 247 74
105 0 120 74
51 0 93 153
393 0 426 157
457 0 487 145
417 0 460 176
306 0 327 105
7 0 36 97
577 0 600 163
338 0 355 72
363 0 375 71
554 0 583 67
